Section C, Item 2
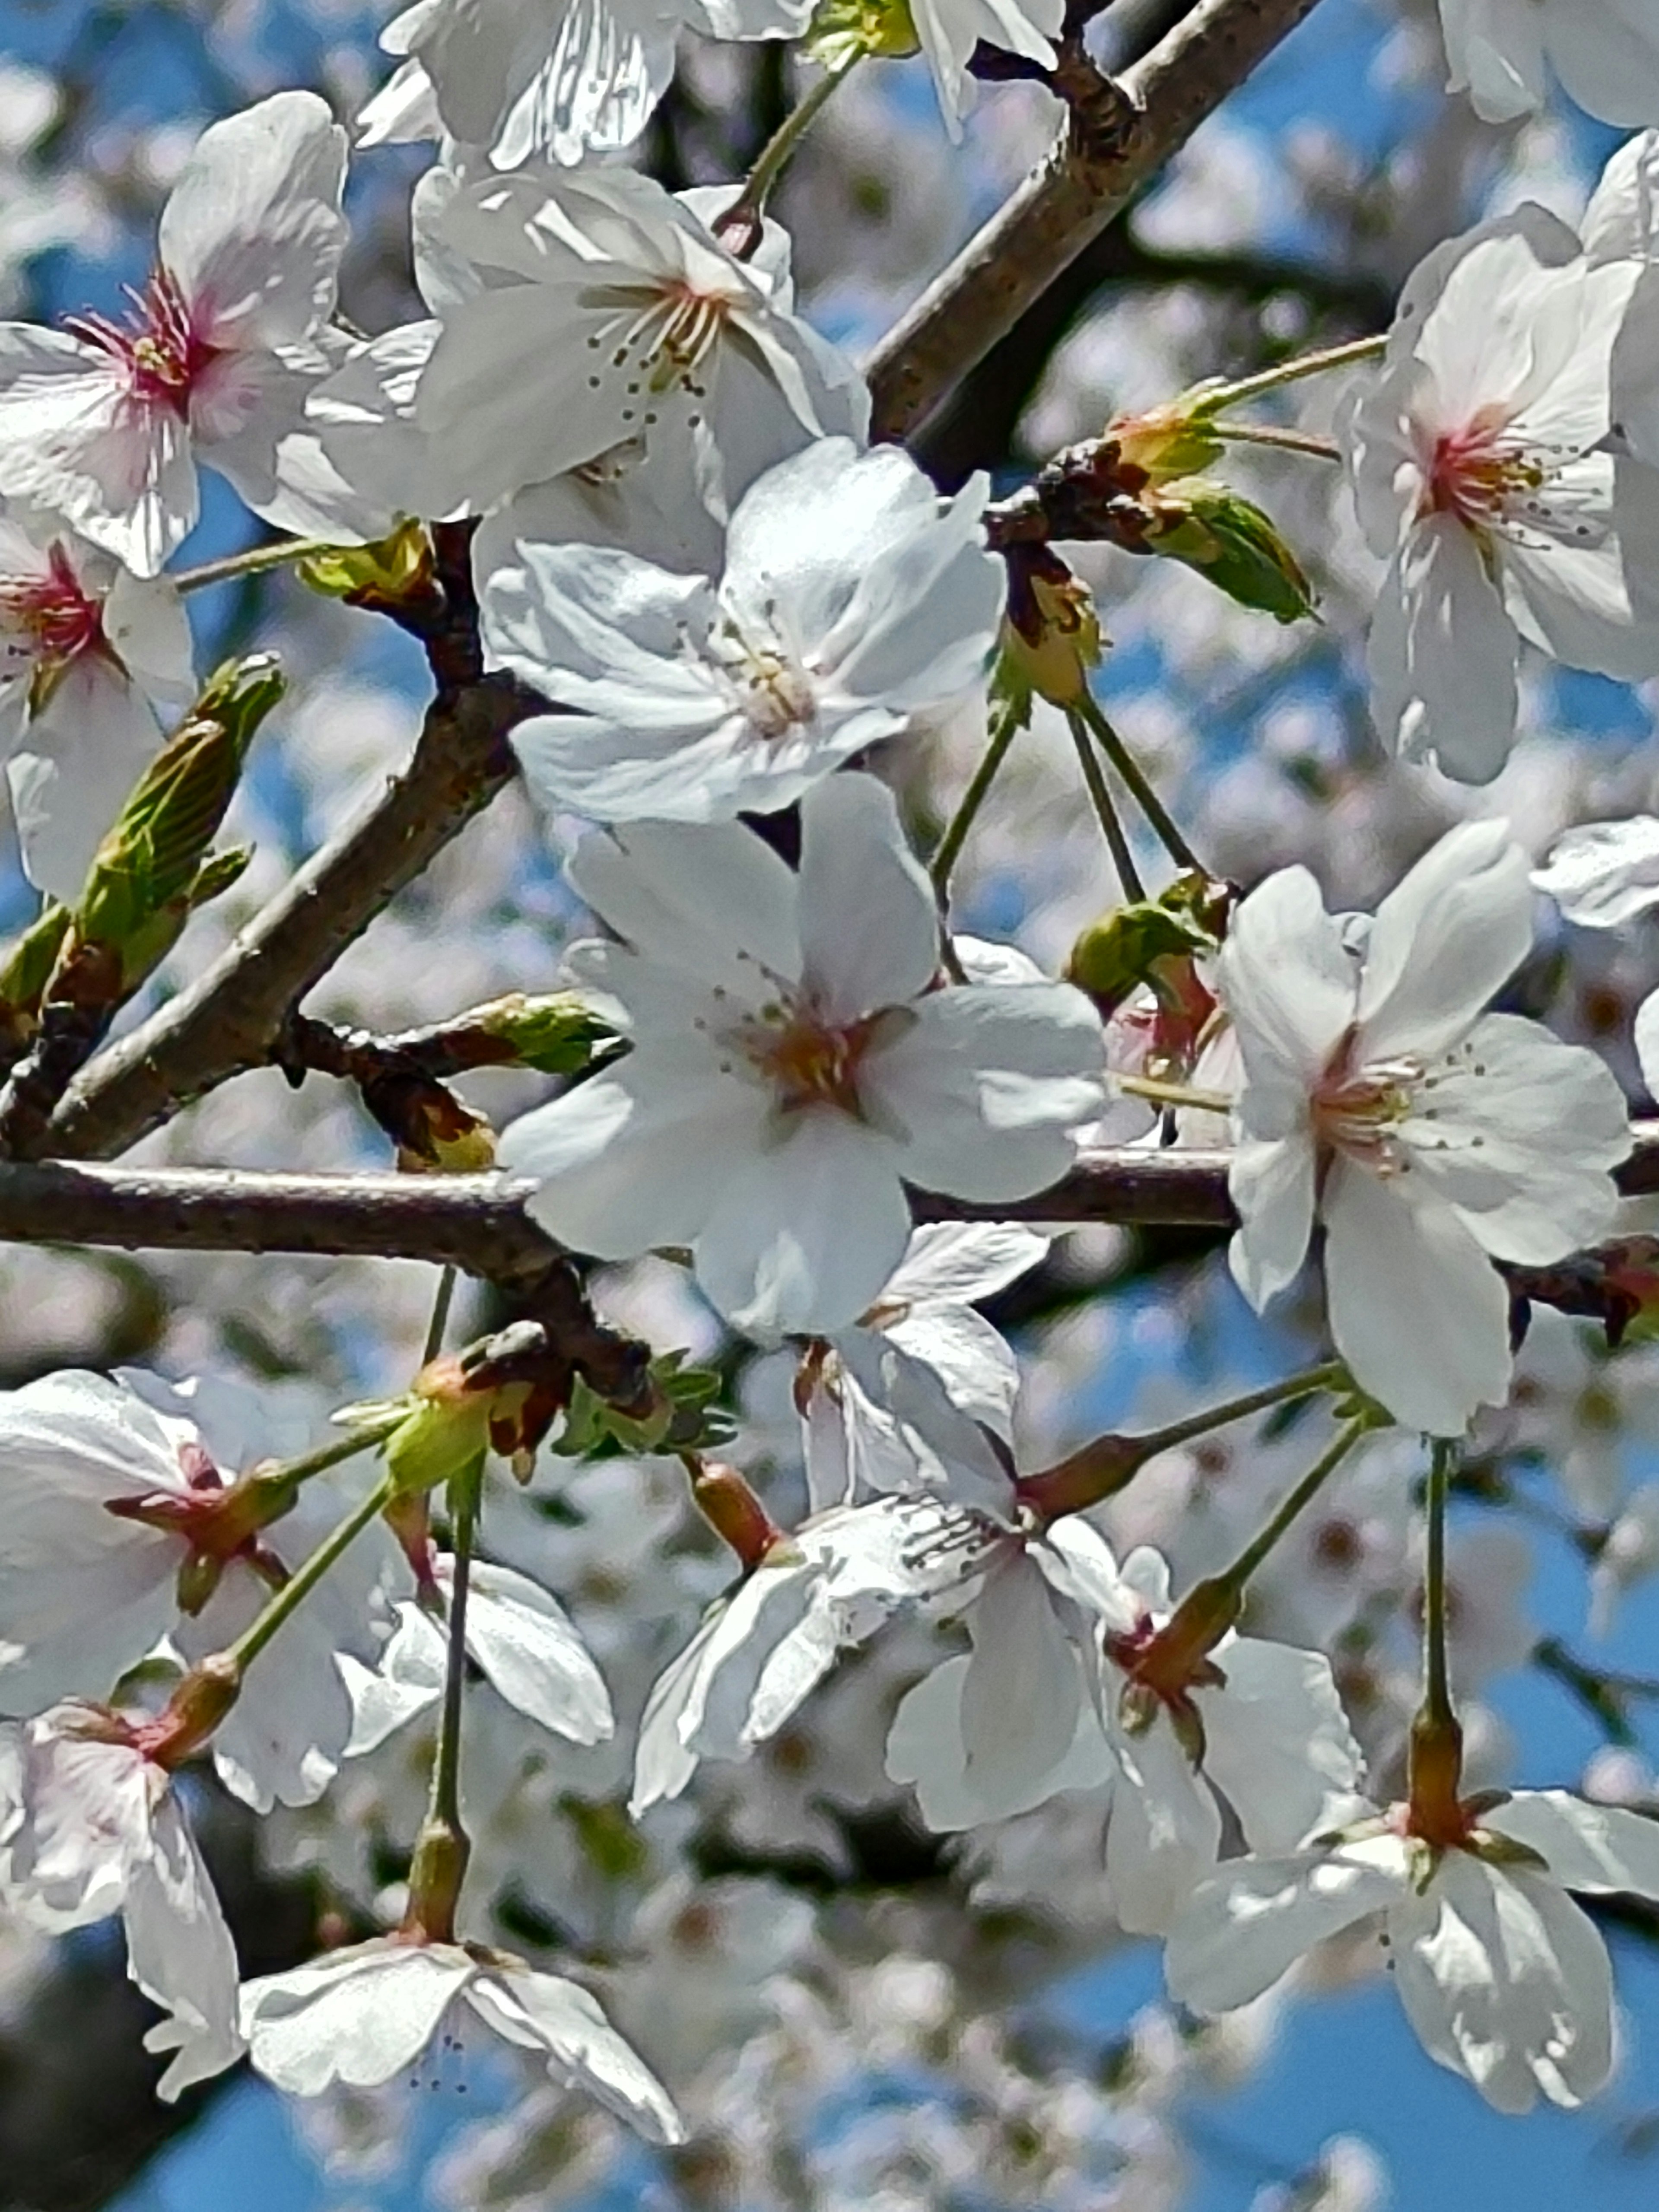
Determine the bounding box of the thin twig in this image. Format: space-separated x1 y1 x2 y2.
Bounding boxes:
866 0 1333 440
1071 690 1201 872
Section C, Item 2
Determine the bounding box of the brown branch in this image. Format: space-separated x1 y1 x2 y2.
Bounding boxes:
866 0 1331 443
36 527 543 1166
5 1126 1659 1267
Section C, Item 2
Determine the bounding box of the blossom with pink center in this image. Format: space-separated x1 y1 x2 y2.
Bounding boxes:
1341 182 1659 782
0 1367 399 1812
498 772 1106 1337
0 1702 243 2098
1215 821 1630 1437
0 508 194 898
0 93 348 575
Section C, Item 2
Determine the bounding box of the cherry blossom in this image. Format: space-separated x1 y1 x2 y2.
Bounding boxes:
0 93 348 575
0 509 194 899
632 1492 978 1813
359 0 810 170
499 772 1106 1336
1437 0 1659 126
239 1936 683 2138
399 165 868 517
797 1220 1049 1514
481 437 1004 824
1216 821 1629 1436
344 1554 614 1750
0 1704 242 2098
0 1368 398 1812
1342 191 1659 780
1166 1789 1659 2112
888 1534 1363 1930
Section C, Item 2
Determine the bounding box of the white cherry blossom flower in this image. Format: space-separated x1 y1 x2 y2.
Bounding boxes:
1217 821 1629 1436
632 1492 978 1813
481 437 1004 825
405 164 869 516
0 1704 242 2098
888 1535 1363 1931
1588 1486 1659 1635
359 0 810 170
1166 1789 1659 2113
499 772 1106 1337
0 509 194 899
1342 197 1659 780
1437 0 1659 125
0 1367 398 1812
0 93 349 575
240 1936 682 2139
1533 816 1659 930
798 1220 1049 1514
344 1554 614 1750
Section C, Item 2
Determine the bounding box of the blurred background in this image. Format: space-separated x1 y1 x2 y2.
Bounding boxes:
6 0 1659 2205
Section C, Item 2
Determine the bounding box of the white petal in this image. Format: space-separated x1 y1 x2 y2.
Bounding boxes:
1215 866 1355 1116
1392 1854 1614 2112
467 1968 683 2143
1323 1160 1513 1436
451 1557 614 1744
693 1112 912 1336
1534 816 1659 930
1486 1789 1659 1898
885 1650 1112 1830
1228 1135 1317 1310
1197 1639 1365 1853
126 1795 243 2100
1357 820 1532 1065
241 1942 473 2094
881 1221 1052 1309
860 982 1105 1203
1105 1716 1223 1936
1164 1837 1408 2013
1367 521 1519 784
158 93 346 352
797 772 940 1019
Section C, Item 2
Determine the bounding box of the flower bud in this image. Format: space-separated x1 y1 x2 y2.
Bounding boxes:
1141 478 1316 625
298 519 439 620
1103 399 1225 488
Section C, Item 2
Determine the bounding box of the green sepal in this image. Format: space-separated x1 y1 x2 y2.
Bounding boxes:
554 1350 732 1459
806 0 917 67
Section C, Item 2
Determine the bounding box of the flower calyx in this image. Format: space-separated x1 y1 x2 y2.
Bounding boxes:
686 1458 784 1572
998 544 1103 711
105 1445 296 1617
298 520 442 625
1107 1588 1234 1761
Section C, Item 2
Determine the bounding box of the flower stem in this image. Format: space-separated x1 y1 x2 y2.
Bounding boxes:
407 1452 481 1943
1133 1417 1371 1677
1116 1072 1233 1115
246 1417 401 1508
423 1264 458 1364
1421 1436 1457 1730
718 52 859 246
172 536 342 594
1407 1436 1467 1842
1207 421 1342 461
930 700 1022 904
225 1471 396 1675
1192 334 1385 416
1067 707 1145 900
1071 690 1202 875
1017 1360 1349 1520
1216 1416 1369 1592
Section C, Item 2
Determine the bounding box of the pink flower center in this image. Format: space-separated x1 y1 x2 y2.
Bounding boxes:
1311 1035 1424 1174
1421 405 1545 534
744 1005 883 1116
0 543 111 693
64 267 219 418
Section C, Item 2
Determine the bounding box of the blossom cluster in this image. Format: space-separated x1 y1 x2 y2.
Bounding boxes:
9 0 1659 2198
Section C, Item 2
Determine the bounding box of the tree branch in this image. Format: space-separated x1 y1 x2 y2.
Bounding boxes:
865 0 1331 442
5 1126 1659 1268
